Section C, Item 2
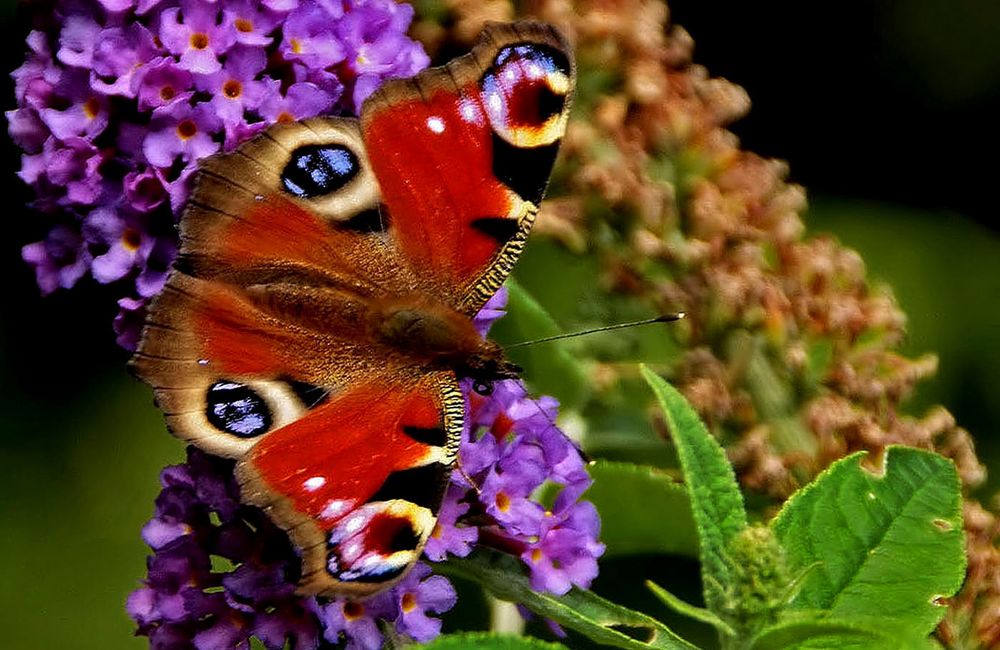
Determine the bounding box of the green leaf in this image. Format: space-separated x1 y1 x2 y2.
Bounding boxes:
419 632 568 649
748 617 940 650
490 279 591 409
437 551 700 650
587 460 698 558
640 366 748 612
770 446 966 635
646 580 735 637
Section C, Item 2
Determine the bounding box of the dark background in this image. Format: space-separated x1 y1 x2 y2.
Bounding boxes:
671 0 1000 230
1 1 998 647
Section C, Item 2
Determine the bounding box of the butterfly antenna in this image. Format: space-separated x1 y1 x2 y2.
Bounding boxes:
454 459 482 496
505 312 686 349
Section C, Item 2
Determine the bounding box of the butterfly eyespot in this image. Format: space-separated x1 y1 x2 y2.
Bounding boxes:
282 144 359 198
481 43 571 149
205 381 272 438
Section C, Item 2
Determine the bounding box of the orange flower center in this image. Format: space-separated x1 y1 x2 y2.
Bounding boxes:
495 491 510 513
342 602 364 621
176 119 198 139
121 228 142 252
234 17 253 33
276 111 295 124
290 38 303 54
223 79 243 99
82 97 101 120
401 592 417 613
530 548 543 563
160 86 176 101
190 32 209 50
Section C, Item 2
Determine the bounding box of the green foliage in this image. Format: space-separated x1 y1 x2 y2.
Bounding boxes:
745 618 941 650
438 551 700 650
464 367 965 649
770 447 966 635
640 366 748 613
612 368 966 649
488 279 591 409
586 460 698 558
420 632 569 649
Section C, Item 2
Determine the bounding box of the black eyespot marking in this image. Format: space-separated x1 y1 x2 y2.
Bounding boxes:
534 83 566 124
281 144 359 198
470 216 520 245
402 423 448 447
341 207 388 234
386 522 420 553
491 133 560 204
369 463 447 510
206 381 271 437
287 380 330 409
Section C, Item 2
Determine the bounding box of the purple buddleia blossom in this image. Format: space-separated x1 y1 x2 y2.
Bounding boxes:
39 71 110 141
133 58 194 111
11 0 430 349
334 0 429 109
158 0 238 74
22 223 92 294
278 2 346 69
90 23 157 96
422 484 478 561
143 101 222 167
223 0 284 47
392 564 458 642
195 46 268 133
319 595 393 649
128 292 604 647
83 207 157 284
258 80 339 124
114 296 148 349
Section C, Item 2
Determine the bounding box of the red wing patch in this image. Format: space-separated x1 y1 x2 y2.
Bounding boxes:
237 374 462 592
364 86 516 285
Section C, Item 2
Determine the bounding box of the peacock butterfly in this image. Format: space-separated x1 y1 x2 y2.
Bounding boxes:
131 21 574 598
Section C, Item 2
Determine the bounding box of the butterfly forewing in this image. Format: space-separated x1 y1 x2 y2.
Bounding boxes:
132 21 574 597
361 21 575 314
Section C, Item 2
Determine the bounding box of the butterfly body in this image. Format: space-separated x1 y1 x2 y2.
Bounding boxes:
133 22 574 597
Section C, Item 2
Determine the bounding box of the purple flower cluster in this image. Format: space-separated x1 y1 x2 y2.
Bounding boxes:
10 0 429 348
451 379 605 595
127 447 456 649
128 290 605 648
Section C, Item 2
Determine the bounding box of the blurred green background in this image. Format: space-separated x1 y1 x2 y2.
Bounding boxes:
2 1 998 647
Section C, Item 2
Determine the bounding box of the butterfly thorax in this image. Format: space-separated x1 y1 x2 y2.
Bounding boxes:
371 294 519 384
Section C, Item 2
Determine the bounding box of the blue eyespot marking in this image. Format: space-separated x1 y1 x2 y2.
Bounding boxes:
282 145 359 198
206 381 271 438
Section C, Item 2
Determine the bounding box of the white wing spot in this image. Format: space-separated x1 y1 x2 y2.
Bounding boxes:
426 116 445 134
320 499 354 521
304 476 326 491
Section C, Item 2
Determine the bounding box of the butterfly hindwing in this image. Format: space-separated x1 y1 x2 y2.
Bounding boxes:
361 21 574 313
235 372 463 597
